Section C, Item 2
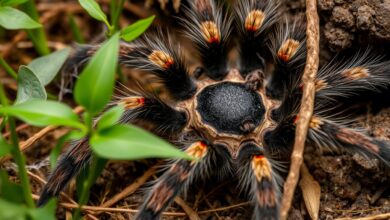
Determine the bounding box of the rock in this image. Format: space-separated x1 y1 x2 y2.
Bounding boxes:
318 0 335 11
331 6 355 29
356 5 375 31
324 22 354 51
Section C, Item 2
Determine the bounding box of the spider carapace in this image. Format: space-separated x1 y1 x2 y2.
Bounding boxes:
180 70 275 159
38 0 390 219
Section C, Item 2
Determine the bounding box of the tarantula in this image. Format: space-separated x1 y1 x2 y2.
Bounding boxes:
38 0 390 219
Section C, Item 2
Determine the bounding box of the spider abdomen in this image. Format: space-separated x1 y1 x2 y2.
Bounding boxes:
196 82 265 135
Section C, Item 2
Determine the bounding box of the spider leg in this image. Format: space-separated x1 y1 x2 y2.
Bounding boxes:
266 17 306 99
38 96 188 206
315 50 390 106
37 138 90 206
181 0 232 80
234 0 280 78
135 141 209 220
119 31 197 101
62 32 197 101
237 143 281 220
307 116 390 166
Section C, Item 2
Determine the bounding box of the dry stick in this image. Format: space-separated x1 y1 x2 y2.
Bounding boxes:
280 0 320 219
32 193 250 217
3 124 30 138
174 197 201 220
336 213 390 220
0 106 84 163
31 194 98 220
94 165 158 215
197 202 250 214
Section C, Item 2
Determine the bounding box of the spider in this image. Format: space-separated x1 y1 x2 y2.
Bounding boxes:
38 0 390 219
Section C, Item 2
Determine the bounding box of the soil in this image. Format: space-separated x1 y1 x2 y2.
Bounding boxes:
1 0 390 219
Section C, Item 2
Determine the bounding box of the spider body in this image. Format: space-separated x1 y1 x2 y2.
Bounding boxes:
178 70 275 158
38 0 390 219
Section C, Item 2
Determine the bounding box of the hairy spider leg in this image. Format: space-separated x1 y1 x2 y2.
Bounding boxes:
237 143 282 220
135 141 208 220
307 116 390 167
266 17 307 100
181 0 232 80
119 32 197 101
37 96 188 206
234 0 280 79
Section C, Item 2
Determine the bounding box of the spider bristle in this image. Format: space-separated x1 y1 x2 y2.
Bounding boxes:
253 178 280 220
135 142 209 220
234 0 280 37
263 123 295 157
238 152 281 220
181 0 232 80
307 116 390 166
315 49 390 104
119 32 197 101
266 17 307 100
117 96 188 136
234 0 280 77
38 138 91 206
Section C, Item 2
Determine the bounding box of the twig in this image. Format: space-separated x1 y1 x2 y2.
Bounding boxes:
27 170 77 205
94 165 157 215
174 197 201 220
280 0 320 219
336 213 390 220
2 123 30 138
33 193 250 217
197 202 250 214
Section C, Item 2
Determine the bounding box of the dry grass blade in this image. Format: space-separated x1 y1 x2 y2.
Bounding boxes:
336 213 390 220
280 0 320 219
94 165 157 215
299 163 321 220
174 197 201 220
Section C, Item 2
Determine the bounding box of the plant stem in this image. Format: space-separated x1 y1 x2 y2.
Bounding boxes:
110 0 125 33
0 57 17 79
20 0 50 55
73 156 106 219
68 13 85 44
8 117 35 207
0 85 34 207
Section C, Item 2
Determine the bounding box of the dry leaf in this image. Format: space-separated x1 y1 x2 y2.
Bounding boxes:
299 163 321 220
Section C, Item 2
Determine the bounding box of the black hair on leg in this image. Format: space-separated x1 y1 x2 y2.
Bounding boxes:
266 17 306 100
38 138 91 206
234 0 280 77
135 141 208 220
181 0 233 80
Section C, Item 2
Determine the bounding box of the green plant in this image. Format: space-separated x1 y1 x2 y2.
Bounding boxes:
0 1 189 219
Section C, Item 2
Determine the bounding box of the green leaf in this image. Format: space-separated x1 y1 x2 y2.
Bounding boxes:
0 171 25 204
90 124 193 160
74 33 119 115
28 199 56 220
0 99 85 130
0 135 12 157
0 199 27 220
0 0 28 7
121 15 155 42
78 0 110 27
97 105 124 131
28 48 71 86
0 7 41 29
15 66 46 104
